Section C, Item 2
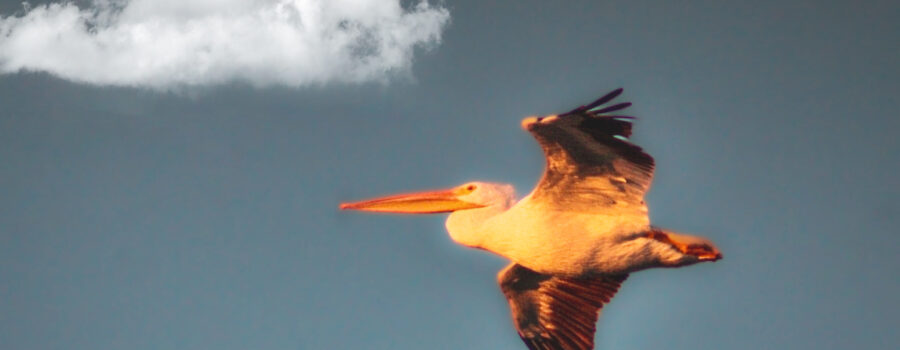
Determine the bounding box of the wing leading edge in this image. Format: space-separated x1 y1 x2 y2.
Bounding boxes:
524 89 655 212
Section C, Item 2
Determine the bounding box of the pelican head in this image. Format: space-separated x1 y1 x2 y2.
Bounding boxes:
339 181 516 214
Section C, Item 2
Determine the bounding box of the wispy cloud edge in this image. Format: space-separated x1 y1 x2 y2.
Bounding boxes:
0 0 451 89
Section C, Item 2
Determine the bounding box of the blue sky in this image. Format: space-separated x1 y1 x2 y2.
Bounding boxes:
1 1 898 349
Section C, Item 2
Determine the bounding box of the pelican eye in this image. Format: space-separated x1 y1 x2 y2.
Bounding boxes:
466 184 477 192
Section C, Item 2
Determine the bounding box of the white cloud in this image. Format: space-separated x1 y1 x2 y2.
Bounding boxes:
0 0 450 89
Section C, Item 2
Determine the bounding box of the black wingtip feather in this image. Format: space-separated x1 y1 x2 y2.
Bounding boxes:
579 117 633 138
603 115 636 120
585 88 624 110
565 88 624 115
591 102 632 114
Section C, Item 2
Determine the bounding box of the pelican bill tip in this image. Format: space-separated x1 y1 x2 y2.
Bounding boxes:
338 202 355 210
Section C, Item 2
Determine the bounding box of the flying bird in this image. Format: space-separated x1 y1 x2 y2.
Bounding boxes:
340 88 722 350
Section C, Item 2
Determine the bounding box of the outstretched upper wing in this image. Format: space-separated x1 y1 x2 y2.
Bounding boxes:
498 263 628 350
523 89 655 213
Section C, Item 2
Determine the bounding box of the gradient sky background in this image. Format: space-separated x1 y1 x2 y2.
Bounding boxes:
1 1 898 350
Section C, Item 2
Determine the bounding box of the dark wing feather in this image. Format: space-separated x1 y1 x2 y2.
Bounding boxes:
590 102 632 115
525 88 654 211
564 88 624 114
498 264 628 350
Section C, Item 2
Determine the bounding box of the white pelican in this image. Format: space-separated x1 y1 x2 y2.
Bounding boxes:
340 88 722 350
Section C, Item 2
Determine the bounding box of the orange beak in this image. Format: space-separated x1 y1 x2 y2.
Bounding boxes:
339 188 485 214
